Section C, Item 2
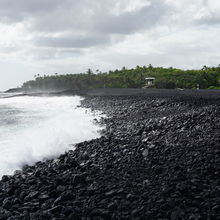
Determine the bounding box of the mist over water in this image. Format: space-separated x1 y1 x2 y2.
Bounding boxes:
0 94 103 178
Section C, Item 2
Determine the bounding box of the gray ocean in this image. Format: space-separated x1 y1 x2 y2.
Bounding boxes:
0 93 102 178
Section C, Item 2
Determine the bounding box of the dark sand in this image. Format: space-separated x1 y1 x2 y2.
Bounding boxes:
0 88 220 219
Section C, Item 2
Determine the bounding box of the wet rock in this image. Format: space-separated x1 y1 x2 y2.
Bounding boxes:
2 198 12 210
72 173 87 186
68 212 81 220
107 202 117 211
105 189 116 197
53 191 74 205
212 205 220 212
89 209 111 219
64 157 79 168
142 149 149 158
24 191 39 201
56 185 66 192
81 151 89 161
1 175 10 182
38 193 49 201
47 205 63 214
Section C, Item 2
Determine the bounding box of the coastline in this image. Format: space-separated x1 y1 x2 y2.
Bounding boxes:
4 87 220 98
0 89 220 219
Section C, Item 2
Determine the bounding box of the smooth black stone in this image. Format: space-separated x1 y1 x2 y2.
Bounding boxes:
72 174 87 186
1 175 10 182
53 191 74 205
2 198 12 210
47 205 63 214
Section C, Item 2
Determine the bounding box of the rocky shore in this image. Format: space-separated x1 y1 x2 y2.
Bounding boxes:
0 89 220 219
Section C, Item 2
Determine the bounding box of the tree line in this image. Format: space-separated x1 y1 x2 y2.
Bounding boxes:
22 65 220 90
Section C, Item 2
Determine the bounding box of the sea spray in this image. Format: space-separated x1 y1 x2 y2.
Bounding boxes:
0 95 104 178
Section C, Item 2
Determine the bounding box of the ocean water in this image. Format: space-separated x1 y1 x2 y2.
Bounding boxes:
0 93 103 178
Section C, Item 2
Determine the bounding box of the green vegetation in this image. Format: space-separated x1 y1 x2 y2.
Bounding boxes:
22 65 220 90
208 86 220 89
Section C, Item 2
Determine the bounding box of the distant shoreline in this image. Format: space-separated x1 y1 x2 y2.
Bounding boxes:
3 88 220 99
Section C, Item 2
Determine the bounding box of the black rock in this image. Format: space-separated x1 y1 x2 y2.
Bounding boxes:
2 198 12 210
0 91 220 219
72 174 87 186
1 175 10 182
53 190 74 205
107 202 117 211
89 209 111 219
47 205 63 214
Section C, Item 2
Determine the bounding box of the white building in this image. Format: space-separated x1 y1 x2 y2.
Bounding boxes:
145 77 155 87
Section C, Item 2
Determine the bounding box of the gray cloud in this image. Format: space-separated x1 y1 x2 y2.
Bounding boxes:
24 47 83 61
0 0 220 90
196 14 220 25
94 1 168 34
35 35 111 48
0 0 169 50
0 0 61 22
197 0 220 25
0 0 168 33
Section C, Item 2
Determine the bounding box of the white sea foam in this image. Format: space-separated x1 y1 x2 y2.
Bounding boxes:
0 95 103 178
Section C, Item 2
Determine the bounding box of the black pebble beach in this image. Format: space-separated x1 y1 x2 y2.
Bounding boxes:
0 89 220 219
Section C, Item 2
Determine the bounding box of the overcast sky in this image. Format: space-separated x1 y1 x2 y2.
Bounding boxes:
0 0 220 90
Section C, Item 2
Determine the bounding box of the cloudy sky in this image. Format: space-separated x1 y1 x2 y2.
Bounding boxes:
0 0 220 90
